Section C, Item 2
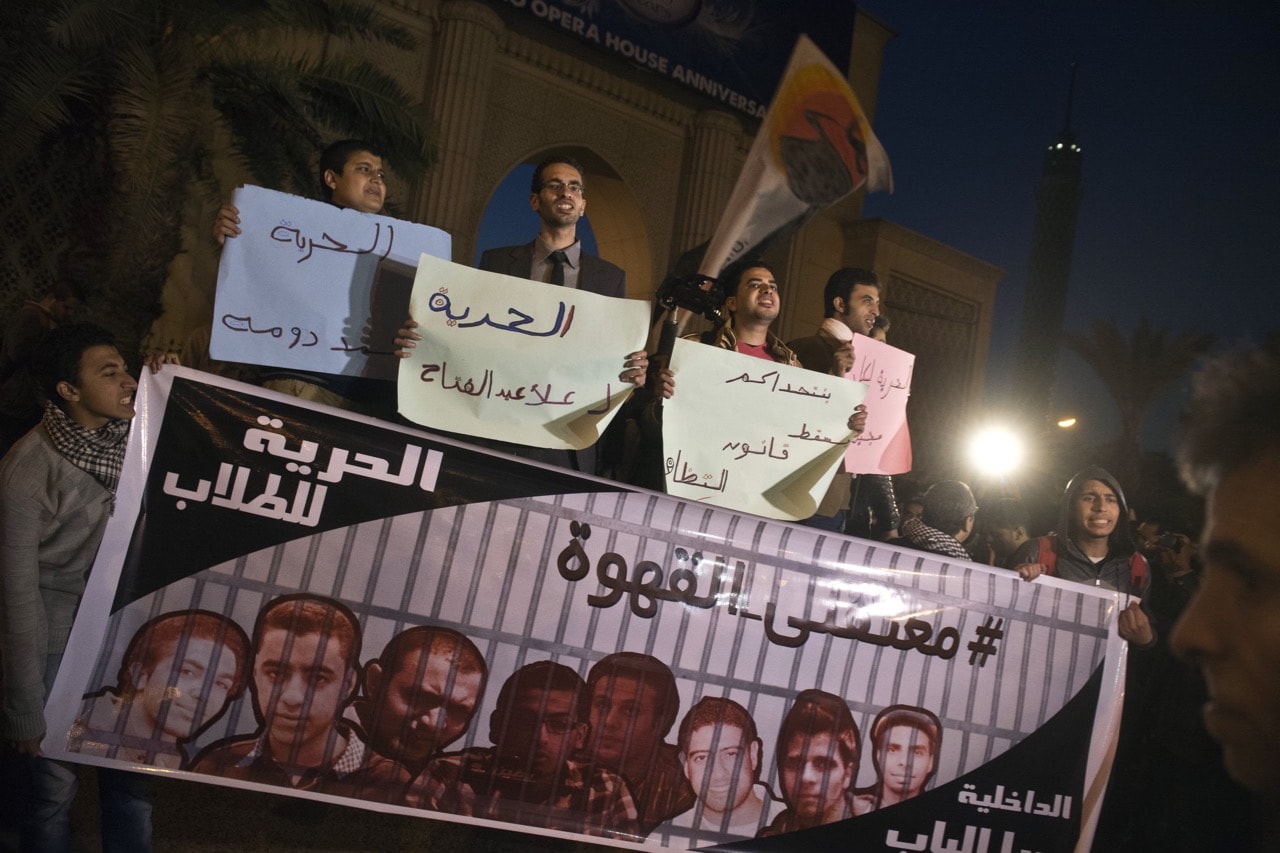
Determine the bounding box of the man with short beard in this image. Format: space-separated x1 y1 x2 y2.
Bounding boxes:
687 260 868 438
396 153 651 475
355 625 486 777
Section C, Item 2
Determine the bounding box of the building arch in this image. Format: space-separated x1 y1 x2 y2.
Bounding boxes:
475 146 654 304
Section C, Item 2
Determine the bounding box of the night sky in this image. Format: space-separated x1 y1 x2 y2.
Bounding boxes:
854 0 1280 451
477 2 1279 453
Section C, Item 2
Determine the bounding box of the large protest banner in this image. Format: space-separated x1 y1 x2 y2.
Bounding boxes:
45 368 1123 851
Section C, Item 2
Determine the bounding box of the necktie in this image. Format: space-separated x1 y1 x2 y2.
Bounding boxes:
547 250 568 286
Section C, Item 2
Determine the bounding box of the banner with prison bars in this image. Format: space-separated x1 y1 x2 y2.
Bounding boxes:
44 367 1126 851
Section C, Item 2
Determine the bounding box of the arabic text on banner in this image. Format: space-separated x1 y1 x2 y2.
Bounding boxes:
663 338 865 520
44 368 1123 850
397 253 649 450
211 184 451 377
842 336 914 476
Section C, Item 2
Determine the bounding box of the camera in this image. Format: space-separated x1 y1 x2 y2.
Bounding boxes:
1155 533 1182 552
655 272 727 325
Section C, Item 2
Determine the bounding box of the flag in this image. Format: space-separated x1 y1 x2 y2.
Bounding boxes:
699 35 893 278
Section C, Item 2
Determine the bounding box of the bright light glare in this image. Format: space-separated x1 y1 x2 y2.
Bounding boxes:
968 426 1025 477
1057 417 1077 428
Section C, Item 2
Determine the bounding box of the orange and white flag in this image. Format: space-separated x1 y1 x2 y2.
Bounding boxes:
700 35 892 277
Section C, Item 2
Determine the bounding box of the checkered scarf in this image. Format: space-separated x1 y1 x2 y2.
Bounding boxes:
41 400 129 493
900 516 972 561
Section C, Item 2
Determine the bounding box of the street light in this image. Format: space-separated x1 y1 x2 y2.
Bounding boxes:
967 424 1025 478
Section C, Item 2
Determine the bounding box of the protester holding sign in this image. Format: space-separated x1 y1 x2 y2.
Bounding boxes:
212 139 406 413
788 267 900 535
653 261 869 519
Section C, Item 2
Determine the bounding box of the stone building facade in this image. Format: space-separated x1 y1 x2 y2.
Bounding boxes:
155 0 1002 482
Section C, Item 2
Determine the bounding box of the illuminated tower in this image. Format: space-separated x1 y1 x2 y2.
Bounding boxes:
1012 66 1083 421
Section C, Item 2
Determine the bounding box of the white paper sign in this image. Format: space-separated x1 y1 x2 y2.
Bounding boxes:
663 339 866 519
211 185 451 377
397 253 650 450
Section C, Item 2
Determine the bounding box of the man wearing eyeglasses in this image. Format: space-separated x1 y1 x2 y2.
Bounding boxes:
427 152 647 475
412 660 640 839
478 154 625 299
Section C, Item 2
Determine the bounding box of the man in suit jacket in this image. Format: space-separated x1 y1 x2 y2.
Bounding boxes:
478 154 625 300
400 154 650 476
476 155 633 474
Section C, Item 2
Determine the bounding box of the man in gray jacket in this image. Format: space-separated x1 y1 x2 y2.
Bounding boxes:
0 322 158 850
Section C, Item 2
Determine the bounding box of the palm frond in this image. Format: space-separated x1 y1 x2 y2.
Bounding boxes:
207 59 324 193
301 56 435 178
265 0 417 49
0 41 99 161
47 0 144 49
1065 317 1216 451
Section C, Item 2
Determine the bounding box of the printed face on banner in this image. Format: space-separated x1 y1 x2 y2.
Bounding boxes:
366 648 483 769
684 724 757 813
255 629 354 761
134 638 241 740
780 732 853 824
879 725 936 801
588 675 665 773
497 687 585 778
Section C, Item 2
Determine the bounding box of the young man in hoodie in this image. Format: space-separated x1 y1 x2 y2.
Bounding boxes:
1010 466 1154 646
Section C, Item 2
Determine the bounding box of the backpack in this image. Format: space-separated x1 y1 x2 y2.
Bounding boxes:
1033 535 1147 594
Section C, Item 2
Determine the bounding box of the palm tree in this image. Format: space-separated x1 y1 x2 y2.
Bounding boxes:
1063 318 1214 491
0 0 434 353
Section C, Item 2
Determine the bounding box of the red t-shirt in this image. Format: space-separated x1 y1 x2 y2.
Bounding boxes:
735 341 777 362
